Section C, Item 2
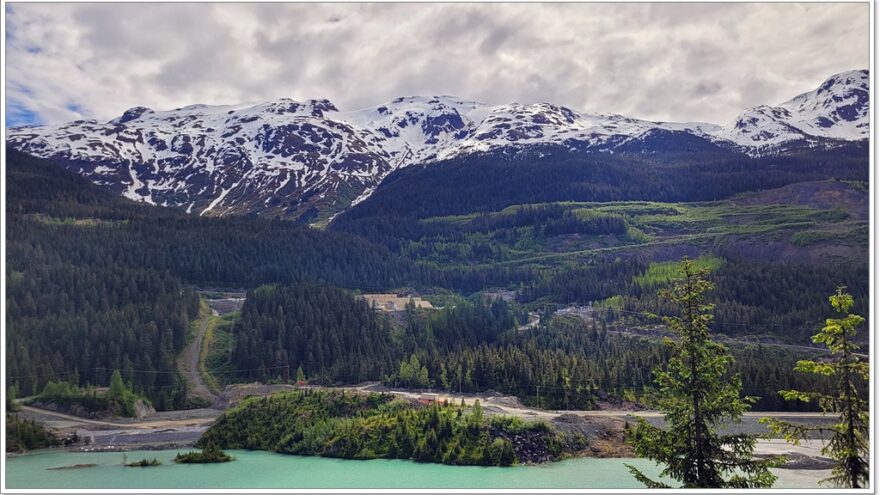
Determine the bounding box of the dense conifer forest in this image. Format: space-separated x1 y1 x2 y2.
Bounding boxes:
6 149 410 406
334 145 868 221
4 147 868 412
226 284 835 410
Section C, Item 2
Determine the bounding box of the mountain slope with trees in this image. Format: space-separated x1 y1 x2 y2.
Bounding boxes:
5 148 411 407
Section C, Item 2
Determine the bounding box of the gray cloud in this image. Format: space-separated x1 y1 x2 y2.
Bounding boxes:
5 3 869 126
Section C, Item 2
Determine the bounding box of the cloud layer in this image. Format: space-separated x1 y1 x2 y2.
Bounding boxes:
5 3 869 127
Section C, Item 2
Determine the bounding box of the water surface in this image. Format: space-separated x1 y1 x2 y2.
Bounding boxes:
5 449 829 489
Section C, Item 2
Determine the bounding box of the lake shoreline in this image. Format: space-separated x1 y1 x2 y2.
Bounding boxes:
5 448 834 490
12 391 837 471
8 436 834 472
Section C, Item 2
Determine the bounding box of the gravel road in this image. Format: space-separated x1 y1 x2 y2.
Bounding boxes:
18 382 838 461
176 314 216 403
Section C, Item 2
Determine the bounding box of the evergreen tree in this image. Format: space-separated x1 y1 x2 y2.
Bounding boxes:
625 259 780 488
761 287 869 488
108 369 127 397
6 386 18 413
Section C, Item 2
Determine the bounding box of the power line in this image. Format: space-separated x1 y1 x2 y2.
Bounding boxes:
6 370 81 381
9 364 291 382
93 365 290 375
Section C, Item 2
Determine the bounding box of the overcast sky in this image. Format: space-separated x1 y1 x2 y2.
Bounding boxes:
4 3 869 127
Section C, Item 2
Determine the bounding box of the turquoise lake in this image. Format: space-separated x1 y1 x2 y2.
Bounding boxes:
5 449 829 489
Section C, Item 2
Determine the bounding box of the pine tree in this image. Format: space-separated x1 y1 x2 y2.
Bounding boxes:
761 287 869 488
7 385 18 413
625 258 780 488
108 369 127 397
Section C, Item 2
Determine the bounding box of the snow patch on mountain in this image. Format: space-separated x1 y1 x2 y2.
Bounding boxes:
706 70 868 150
6 70 868 220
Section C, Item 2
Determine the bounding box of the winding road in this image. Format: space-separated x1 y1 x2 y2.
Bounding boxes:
516 312 541 332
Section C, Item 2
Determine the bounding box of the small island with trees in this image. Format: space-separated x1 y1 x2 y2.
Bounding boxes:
123 456 162 467
174 443 234 464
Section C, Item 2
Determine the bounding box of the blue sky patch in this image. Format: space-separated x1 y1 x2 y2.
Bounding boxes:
6 100 43 128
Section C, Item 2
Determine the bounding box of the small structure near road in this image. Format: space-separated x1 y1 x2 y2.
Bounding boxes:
360 293 433 312
197 289 247 315
554 305 594 322
417 393 447 405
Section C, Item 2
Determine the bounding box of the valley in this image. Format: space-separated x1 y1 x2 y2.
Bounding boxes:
3 0 872 489
4 69 870 490
6 138 868 414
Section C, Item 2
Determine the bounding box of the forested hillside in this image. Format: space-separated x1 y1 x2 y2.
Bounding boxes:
333 146 869 344
223 284 835 410
5 149 410 406
229 284 397 383
336 145 868 221
5 145 868 412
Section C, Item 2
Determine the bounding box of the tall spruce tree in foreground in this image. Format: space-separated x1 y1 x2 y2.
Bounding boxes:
625 259 780 488
761 287 869 488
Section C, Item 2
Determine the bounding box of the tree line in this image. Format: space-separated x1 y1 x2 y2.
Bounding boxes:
336 144 867 221
5 148 414 407
224 281 837 411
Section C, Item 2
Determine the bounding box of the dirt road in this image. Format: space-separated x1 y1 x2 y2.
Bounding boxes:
516 312 541 331
16 405 218 451
553 311 869 360
310 383 830 422
18 381 834 457
21 383 831 429
177 313 216 403
18 405 217 430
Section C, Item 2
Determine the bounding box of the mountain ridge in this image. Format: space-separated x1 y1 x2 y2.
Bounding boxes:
6 69 869 221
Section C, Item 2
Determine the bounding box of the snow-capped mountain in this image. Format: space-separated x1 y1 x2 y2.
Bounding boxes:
708 69 869 151
6 70 868 221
